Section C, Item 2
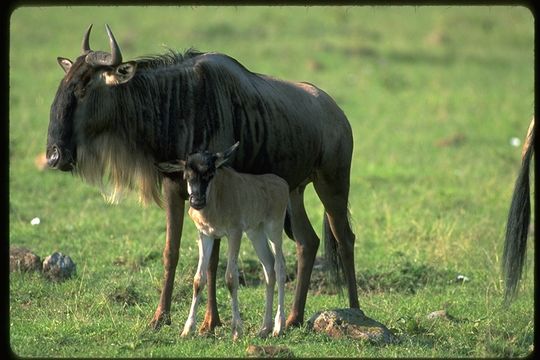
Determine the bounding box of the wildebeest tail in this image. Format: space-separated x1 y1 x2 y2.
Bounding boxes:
502 117 535 304
284 208 294 240
323 212 345 293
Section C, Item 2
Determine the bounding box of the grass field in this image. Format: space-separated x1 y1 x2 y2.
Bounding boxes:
9 5 534 357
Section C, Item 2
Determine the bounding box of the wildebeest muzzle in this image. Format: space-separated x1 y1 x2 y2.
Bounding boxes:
46 144 75 171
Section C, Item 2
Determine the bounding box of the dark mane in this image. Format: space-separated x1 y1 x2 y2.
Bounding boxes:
74 48 206 206
135 48 205 70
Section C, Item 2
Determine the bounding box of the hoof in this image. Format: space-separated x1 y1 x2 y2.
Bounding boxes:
181 321 196 338
285 315 303 329
274 314 286 336
272 327 285 337
198 316 222 335
232 321 243 341
233 331 242 342
258 327 272 338
149 311 171 330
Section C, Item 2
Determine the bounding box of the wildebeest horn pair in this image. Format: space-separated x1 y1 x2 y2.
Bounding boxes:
82 24 123 66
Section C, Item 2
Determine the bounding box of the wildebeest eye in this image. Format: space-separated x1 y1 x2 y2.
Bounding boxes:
74 87 86 98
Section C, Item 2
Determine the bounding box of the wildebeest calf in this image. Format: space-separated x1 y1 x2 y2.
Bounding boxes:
157 142 289 339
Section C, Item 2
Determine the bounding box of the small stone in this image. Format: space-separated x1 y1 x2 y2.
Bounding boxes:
42 252 76 282
246 345 294 358
426 309 458 322
427 309 448 320
307 308 398 345
510 137 521 147
10 246 42 273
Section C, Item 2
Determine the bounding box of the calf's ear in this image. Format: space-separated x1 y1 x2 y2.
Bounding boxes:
215 141 240 168
155 160 186 173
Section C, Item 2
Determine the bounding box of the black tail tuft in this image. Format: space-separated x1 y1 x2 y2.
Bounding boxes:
502 120 535 304
284 208 294 241
323 212 345 294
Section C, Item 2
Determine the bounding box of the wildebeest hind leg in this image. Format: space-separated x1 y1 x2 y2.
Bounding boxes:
199 238 223 334
313 173 360 309
286 186 320 328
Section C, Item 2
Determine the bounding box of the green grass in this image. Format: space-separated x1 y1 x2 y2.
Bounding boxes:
9 5 534 357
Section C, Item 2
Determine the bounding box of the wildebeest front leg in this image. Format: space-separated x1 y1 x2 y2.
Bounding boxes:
150 177 185 330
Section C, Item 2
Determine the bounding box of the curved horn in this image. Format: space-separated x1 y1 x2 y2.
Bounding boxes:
81 24 93 54
105 24 122 66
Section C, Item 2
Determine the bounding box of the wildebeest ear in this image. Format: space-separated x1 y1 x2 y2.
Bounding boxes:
155 160 186 173
215 141 240 168
114 61 137 84
57 57 73 73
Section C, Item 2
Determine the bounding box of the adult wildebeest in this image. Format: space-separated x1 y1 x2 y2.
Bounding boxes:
502 117 535 304
47 24 359 332
157 142 289 339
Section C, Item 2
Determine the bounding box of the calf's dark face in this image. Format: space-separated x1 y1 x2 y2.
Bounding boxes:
156 142 240 209
184 153 217 210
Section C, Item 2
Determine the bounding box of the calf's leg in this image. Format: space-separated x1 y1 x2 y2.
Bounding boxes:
181 233 214 337
266 222 286 336
247 227 276 338
225 230 243 341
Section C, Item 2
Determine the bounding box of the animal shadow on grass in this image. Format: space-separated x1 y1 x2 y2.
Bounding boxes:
108 283 145 308
113 251 161 272
356 254 457 295
284 255 456 296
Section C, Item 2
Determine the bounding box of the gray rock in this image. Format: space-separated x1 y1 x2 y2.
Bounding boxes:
42 252 76 282
10 246 42 273
307 308 399 345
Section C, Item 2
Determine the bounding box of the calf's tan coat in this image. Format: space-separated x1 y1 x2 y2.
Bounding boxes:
182 166 289 339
